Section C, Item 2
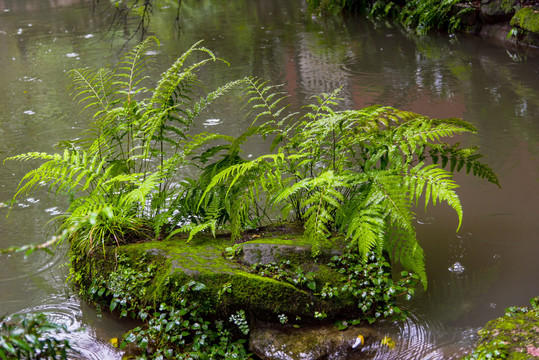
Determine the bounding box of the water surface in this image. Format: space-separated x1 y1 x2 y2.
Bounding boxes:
0 1 538 358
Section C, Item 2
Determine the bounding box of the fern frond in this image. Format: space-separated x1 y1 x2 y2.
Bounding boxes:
303 88 343 120
199 154 283 208
295 171 348 255
368 170 414 233
242 77 296 128
386 227 427 288
342 203 386 256
115 36 158 99
6 150 108 202
150 40 219 107
183 79 244 124
166 220 218 242
408 163 463 230
428 144 500 187
68 67 116 117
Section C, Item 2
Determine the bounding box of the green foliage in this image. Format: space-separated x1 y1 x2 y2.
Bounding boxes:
323 250 419 323
249 250 418 323
6 38 497 305
464 296 539 360
200 84 498 287
369 0 475 35
0 313 71 360
229 310 249 336
83 255 252 359
5 37 242 256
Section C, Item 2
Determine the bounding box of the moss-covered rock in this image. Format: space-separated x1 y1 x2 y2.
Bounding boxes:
463 296 539 359
480 0 517 23
71 228 358 323
511 7 539 33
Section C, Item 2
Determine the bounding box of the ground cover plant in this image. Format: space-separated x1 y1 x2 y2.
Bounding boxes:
0 313 71 359
4 37 499 358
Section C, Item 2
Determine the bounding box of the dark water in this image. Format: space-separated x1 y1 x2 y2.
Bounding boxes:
0 1 538 359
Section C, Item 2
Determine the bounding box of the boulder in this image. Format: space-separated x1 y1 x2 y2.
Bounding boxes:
72 228 358 323
510 7 539 33
480 0 517 23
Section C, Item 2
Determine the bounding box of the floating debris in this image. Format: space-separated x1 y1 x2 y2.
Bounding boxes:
381 335 396 349
352 334 364 349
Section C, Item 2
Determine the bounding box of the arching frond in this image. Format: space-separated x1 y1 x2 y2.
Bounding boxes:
5 150 108 201
386 227 427 288
242 77 297 129
68 67 116 118
408 163 463 230
115 36 157 99
428 144 500 187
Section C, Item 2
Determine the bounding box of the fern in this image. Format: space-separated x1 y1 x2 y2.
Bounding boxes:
200 79 498 288
7 39 245 256
7 40 499 289
408 163 463 229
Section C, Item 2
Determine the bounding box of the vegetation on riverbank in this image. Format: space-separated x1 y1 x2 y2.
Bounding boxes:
463 296 539 360
308 0 474 34
309 0 539 45
4 37 499 357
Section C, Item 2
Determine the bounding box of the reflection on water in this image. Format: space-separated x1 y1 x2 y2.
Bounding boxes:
0 0 538 359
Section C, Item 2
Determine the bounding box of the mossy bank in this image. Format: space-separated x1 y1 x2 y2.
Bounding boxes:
463 296 539 360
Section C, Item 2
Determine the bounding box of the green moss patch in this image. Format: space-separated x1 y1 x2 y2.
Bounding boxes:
73 233 357 322
510 7 539 33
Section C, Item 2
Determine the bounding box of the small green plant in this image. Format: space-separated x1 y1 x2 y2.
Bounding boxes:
78 255 252 359
506 27 519 40
0 313 71 359
223 244 242 260
229 310 249 335
323 250 419 323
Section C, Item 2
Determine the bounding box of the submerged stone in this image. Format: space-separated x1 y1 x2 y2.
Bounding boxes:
249 323 381 360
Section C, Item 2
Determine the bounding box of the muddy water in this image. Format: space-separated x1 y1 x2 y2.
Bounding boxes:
0 1 538 359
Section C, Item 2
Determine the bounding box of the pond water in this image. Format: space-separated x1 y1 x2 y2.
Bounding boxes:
0 1 538 359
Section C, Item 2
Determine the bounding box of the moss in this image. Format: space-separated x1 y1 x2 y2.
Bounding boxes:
511 7 539 33
73 234 358 323
501 0 516 13
464 297 539 359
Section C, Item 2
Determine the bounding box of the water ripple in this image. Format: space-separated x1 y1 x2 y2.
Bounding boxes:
349 307 479 360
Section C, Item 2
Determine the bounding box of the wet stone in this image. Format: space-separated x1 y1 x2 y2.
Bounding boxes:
249 323 380 360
